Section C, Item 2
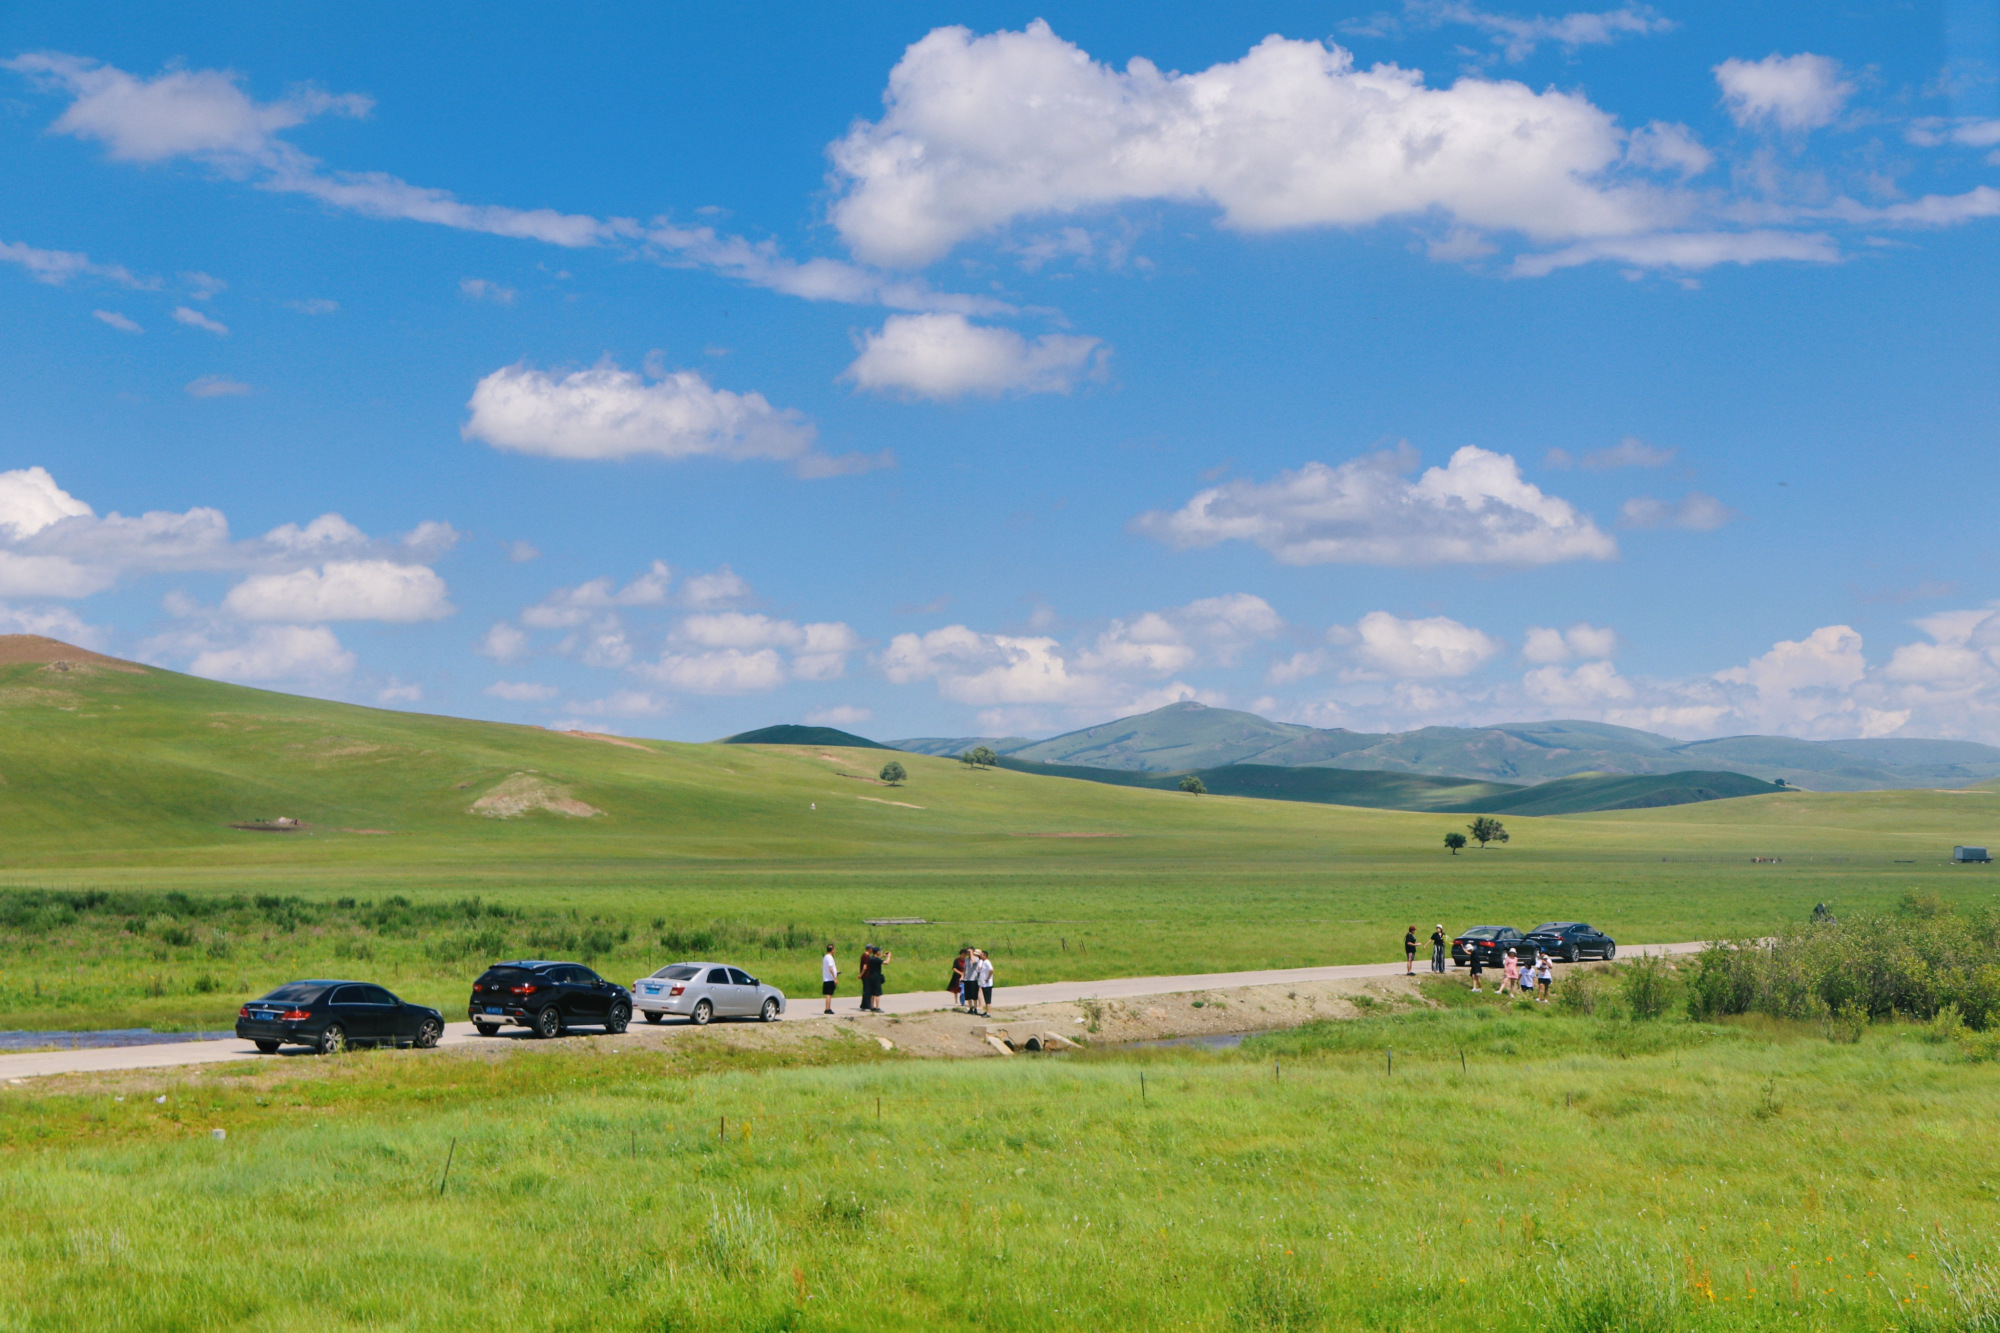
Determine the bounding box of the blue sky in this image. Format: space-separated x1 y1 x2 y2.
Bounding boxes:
2 1 1998 743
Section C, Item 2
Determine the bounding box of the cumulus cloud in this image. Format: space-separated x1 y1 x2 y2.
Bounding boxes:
1523 658 1635 705
0 601 106 646
377 680 422 705
1135 444 1615 567
92 309 141 333
477 622 530 663
1619 491 1736 531
636 614 861 690
1510 229 1841 277
171 305 228 335
680 565 753 609
464 360 885 477
1522 622 1618 663
843 314 1104 398
221 560 453 623
806 704 873 726
1350 611 1501 679
638 648 788 695
459 277 515 303
828 21 1677 269
188 625 356 684
1715 53 1852 132
520 562 674 629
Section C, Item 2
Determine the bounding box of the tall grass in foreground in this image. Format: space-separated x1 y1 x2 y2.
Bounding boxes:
3 1009 1999 1330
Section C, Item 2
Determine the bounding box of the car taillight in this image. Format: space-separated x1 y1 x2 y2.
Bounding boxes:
669 984 686 997
238 1006 251 1018
279 1008 311 1021
510 984 538 995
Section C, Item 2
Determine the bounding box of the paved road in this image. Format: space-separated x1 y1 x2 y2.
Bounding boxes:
0 941 1704 1082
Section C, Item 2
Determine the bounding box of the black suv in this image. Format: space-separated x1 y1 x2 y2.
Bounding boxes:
1522 923 1616 962
468 960 632 1038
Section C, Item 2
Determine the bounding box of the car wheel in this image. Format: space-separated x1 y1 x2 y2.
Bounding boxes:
533 1006 564 1039
606 1002 630 1035
473 1022 499 1037
414 1018 443 1048
316 1024 346 1056
1564 945 1579 964
690 999 713 1026
254 1039 280 1054
644 1011 663 1024
761 997 780 1023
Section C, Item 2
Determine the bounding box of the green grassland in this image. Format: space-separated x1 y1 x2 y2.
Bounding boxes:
4 992 1999 1330
3 646 2000 1028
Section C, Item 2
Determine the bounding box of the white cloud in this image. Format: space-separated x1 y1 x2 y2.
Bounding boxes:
171 305 229 335
1350 611 1501 679
1715 53 1852 132
1511 229 1841 277
1522 622 1618 663
638 648 787 694
1622 121 1713 177
460 277 515 303
1619 491 1736 530
464 360 869 476
1422 2 1676 62
287 298 339 314
263 513 367 552
186 375 250 398
559 690 667 718
521 562 674 629
92 309 141 333
843 313 1104 399
828 21 1677 268
485 680 558 702
1523 658 1635 705
0 466 95 539
806 704 874 727
635 614 860 689
1136 444 1615 567
0 236 149 287
882 626 1112 706
0 601 106 646
188 625 355 684
222 560 453 622
1906 118 2000 151
507 540 540 563
680 565 753 609
181 271 225 300
477 622 530 662
376 680 422 705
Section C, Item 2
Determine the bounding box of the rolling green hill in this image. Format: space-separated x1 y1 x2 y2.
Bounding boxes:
720 724 889 749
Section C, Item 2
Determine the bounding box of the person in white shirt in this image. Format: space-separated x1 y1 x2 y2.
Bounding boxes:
974 950 995 1016
821 944 839 1013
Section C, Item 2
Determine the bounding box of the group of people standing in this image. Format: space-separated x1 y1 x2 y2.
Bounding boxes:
1402 925 1557 1001
818 942 995 1015
950 947 994 1016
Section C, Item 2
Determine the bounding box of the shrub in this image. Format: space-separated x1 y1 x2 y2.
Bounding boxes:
1620 955 1676 1021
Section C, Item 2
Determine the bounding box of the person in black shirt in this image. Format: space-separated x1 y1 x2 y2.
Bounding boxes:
1404 926 1418 975
859 945 892 1012
1430 924 1446 974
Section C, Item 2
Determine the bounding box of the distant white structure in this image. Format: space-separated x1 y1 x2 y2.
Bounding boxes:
1954 845 1990 863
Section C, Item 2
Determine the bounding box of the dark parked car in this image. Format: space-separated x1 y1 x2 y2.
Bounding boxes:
468 960 631 1038
1450 926 1528 967
236 981 444 1054
1523 922 1616 962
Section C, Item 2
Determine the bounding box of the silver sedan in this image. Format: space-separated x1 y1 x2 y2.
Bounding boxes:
630 961 787 1025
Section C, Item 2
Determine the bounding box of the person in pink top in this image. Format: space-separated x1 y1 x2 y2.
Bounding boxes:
1501 948 1521 997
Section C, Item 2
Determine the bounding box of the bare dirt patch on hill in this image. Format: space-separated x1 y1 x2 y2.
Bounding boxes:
0 635 146 673
468 773 603 819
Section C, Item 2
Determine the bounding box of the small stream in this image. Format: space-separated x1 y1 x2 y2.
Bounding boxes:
0 1029 233 1052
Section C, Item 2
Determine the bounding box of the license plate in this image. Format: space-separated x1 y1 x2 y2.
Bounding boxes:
484 1006 503 1014
642 985 659 994
255 1011 277 1021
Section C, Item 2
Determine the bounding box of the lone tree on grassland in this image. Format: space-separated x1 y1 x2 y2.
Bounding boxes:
960 746 999 767
879 760 908 786
1444 831 1467 855
1467 816 1509 849
1179 775 1207 794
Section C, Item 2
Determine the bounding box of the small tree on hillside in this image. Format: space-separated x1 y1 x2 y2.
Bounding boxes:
960 746 999 767
880 760 908 786
1444 831 1467 855
1179 775 1207 795
1467 816 1509 849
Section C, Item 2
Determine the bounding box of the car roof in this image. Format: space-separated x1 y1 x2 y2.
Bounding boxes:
276 979 361 987
1531 923 1580 930
493 960 580 969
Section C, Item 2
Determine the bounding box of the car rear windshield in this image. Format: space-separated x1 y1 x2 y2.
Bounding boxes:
1531 923 1574 933
475 967 535 987
653 965 702 980
1461 927 1503 938
258 983 327 1003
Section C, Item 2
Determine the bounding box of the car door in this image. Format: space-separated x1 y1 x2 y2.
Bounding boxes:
326 985 387 1043
701 967 736 1015
727 968 760 1015
557 966 605 1021
352 984 405 1044
574 966 613 1019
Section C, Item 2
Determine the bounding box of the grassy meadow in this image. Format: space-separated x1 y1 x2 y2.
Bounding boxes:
4 988 2000 1330
4 651 2000 1027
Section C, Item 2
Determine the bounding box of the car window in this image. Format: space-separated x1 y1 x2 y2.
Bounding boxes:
353 985 397 1005
545 966 579 984
329 985 361 1004
1530 924 1561 933
1464 927 1498 939
259 983 326 1004
657 964 702 980
706 968 730 985
573 968 603 986
728 968 754 986
475 967 531 988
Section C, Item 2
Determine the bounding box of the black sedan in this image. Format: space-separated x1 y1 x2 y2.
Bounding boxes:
236 981 445 1054
1522 922 1616 962
1450 926 1527 967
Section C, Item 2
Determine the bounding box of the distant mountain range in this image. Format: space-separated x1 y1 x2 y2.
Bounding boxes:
890 701 2000 792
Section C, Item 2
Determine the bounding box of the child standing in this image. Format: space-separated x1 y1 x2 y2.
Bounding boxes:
1535 952 1554 1002
1501 948 1520 997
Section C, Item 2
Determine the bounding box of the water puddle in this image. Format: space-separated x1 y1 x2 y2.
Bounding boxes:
0 1029 233 1052
1115 1031 1254 1051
